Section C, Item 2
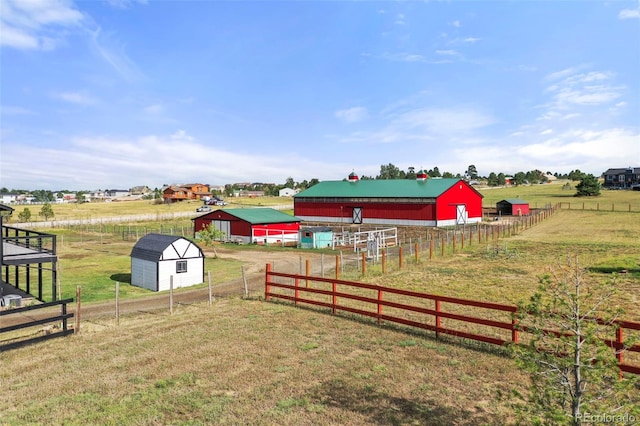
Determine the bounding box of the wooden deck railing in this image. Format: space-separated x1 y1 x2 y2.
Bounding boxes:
265 265 640 375
0 298 74 351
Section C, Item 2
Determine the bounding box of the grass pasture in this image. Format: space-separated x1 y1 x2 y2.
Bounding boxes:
1 183 639 424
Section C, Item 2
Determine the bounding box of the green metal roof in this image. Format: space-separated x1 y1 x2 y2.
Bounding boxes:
223 208 300 224
295 178 465 198
498 199 529 205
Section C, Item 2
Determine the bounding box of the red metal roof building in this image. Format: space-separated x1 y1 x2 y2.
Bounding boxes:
294 173 484 227
193 208 301 245
496 199 530 216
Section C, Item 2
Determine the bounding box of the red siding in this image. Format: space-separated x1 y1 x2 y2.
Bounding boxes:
295 201 437 221
193 210 300 238
435 181 483 221
294 180 483 226
252 223 300 237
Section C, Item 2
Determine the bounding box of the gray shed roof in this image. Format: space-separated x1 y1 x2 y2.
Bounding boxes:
131 234 187 262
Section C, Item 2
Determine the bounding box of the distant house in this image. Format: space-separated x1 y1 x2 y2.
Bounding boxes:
163 183 211 203
0 193 19 204
105 189 130 198
278 188 297 197
602 167 640 189
130 234 204 292
496 199 530 216
193 208 301 245
130 186 151 195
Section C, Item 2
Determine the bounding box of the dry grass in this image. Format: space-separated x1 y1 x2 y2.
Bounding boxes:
2 185 638 424
0 298 523 425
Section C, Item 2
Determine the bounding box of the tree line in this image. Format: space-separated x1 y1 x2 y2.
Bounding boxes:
1 164 600 200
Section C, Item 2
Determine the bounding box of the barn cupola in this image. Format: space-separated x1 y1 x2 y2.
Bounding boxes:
416 170 428 181
348 171 359 182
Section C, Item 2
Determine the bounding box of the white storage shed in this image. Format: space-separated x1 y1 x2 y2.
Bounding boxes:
130 234 204 292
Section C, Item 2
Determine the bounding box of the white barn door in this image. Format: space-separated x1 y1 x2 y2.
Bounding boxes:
456 204 468 225
352 207 363 224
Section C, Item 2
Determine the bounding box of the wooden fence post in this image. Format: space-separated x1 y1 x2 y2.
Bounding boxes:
115 281 120 326
75 285 81 334
399 246 403 269
382 249 387 274
435 299 441 339
429 240 434 260
169 275 174 315
361 252 366 276
335 255 340 280
617 326 624 379
511 317 518 343
377 288 383 325
265 263 272 301
414 243 419 263
242 265 248 297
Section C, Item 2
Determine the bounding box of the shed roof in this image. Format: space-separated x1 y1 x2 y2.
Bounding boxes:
497 199 529 205
131 234 185 261
295 178 477 198
219 208 301 224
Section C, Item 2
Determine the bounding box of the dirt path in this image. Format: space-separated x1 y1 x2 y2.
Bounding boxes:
2 246 328 328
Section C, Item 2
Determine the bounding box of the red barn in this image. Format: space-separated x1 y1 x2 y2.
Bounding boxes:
496 199 530 216
294 174 483 227
193 208 301 245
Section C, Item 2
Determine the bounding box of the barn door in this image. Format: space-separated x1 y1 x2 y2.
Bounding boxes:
456 205 467 225
352 207 363 224
211 220 231 241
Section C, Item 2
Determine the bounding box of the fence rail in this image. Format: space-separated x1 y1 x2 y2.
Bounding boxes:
264 266 640 376
0 298 74 351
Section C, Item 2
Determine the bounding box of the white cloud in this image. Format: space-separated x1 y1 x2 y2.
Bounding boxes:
52 91 98 105
0 105 35 115
0 131 356 190
435 49 458 56
619 6 640 19
451 20 461 28
0 0 84 50
144 103 164 114
335 106 368 123
89 28 145 82
541 67 624 116
540 129 553 135
452 128 640 176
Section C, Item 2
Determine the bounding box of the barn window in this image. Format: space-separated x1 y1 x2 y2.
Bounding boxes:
176 260 188 273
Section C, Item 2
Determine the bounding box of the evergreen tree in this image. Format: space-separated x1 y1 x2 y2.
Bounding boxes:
575 174 601 197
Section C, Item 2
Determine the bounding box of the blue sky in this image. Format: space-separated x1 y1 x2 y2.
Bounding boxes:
1 0 639 191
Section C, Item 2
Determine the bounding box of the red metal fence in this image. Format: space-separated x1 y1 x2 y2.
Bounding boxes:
264 265 640 375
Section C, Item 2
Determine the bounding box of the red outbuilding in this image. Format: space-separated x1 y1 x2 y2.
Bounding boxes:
193 208 301 245
294 173 484 227
496 199 530 216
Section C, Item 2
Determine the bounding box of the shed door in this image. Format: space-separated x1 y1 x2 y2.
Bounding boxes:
352 207 362 224
456 205 467 225
211 220 231 240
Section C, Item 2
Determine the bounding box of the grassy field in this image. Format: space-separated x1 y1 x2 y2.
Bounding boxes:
1 183 639 424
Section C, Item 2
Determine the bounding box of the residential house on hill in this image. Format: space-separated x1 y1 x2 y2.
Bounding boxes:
602 167 640 189
163 183 211 203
